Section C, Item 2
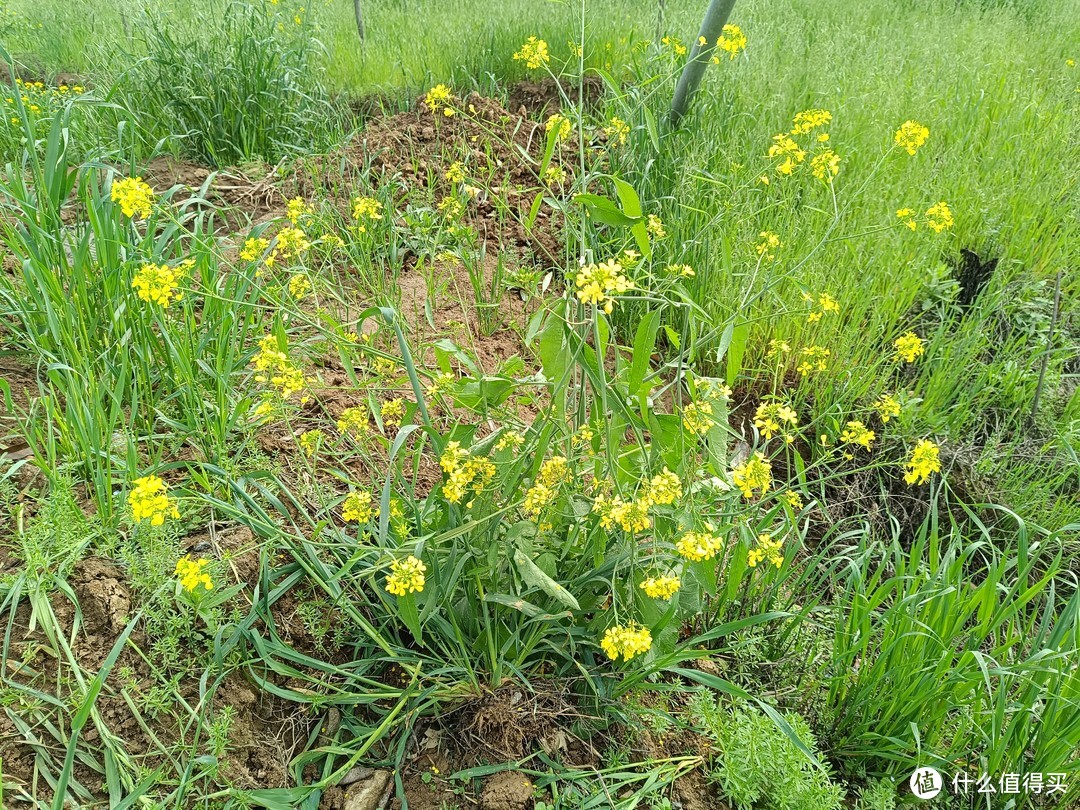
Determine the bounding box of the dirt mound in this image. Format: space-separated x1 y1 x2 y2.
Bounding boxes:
141 155 285 226
508 75 604 117
295 92 564 263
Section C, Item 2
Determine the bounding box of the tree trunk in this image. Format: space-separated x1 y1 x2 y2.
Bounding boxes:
669 0 737 127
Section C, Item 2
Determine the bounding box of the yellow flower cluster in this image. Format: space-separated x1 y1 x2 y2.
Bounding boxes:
343 489 377 523
604 117 630 146
768 133 805 176
747 534 784 568
440 441 496 504
783 490 804 510
894 120 930 155
288 273 311 299
646 214 667 239
299 429 324 455
873 394 901 422
733 452 772 499
132 260 190 307
925 201 953 233
896 208 918 231
445 161 466 184
513 36 550 69
495 431 525 452
791 109 832 135
640 574 681 600
336 406 369 436
600 623 652 661
840 420 875 450
129 474 180 525
806 292 840 322
756 231 782 260
682 400 714 435
713 24 747 61
352 196 383 232
894 331 926 363
175 556 213 592
523 456 572 519
675 530 723 561
271 226 311 266
386 555 426 596
252 334 309 404
286 197 309 224
240 236 270 262
381 398 406 428
904 439 941 485
644 468 682 506
754 402 798 441
811 149 841 182
4 78 85 125
425 84 454 116
797 346 830 375
545 113 572 142
111 176 155 219
575 259 632 314
662 35 687 56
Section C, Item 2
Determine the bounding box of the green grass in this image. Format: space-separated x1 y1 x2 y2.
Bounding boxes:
0 0 1078 807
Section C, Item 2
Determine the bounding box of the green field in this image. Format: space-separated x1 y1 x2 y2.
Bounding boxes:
0 0 1077 807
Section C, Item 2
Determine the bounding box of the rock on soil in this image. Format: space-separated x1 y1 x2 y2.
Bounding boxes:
479 770 534 810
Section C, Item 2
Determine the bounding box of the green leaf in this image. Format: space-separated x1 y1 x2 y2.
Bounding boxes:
514 548 581 610
397 593 423 644
725 321 749 388
573 193 640 228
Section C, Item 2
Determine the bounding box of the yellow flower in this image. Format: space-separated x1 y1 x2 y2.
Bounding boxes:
904 439 941 485
747 533 784 568
288 273 311 300
646 214 667 239
644 468 681 507
298 429 324 455
767 339 791 358
132 261 189 307
385 555 426 596
273 226 311 263
352 196 384 232
175 556 213 592
716 23 747 59
543 164 568 187
441 444 497 505
733 453 772 499
337 406 369 436
666 263 695 278
424 84 454 115
603 116 630 146
811 149 841 182
111 176 155 219
512 36 550 69
894 120 930 155
608 497 651 533
840 420 875 450
286 197 309 224
600 623 652 662
342 489 377 523
661 35 687 57
873 394 901 422
575 259 632 314
545 113 573 142
252 334 309 403
381 398 406 428
796 346 830 375
445 161 465 184
768 134 806 176
682 400 714 435
783 490 804 510
495 430 525 452
925 201 953 233
640 575 680 600
129 474 180 525
240 236 270 262
756 231 782 260
538 456 571 487
791 109 832 136
675 530 723 562
754 402 798 441
894 331 926 363
806 292 840 323
896 208 918 231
